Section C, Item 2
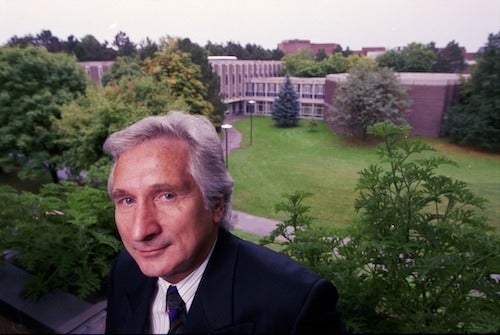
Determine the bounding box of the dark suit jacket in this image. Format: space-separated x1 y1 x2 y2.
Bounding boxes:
105 229 345 334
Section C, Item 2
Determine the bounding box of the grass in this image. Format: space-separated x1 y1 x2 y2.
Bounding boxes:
228 116 500 234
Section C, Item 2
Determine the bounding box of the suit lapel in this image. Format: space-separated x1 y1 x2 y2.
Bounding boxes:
184 229 242 333
121 274 156 333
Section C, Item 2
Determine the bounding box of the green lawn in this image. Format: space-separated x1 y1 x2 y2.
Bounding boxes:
228 117 500 234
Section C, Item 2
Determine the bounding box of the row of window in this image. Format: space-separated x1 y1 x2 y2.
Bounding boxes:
248 101 324 119
245 83 325 99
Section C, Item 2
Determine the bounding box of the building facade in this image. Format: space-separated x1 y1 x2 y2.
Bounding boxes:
79 61 114 84
81 59 466 138
277 39 340 55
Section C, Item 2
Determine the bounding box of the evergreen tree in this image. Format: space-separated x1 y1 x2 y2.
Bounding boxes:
271 75 300 127
444 31 500 151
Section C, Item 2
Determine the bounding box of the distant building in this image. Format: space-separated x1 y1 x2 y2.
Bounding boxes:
208 57 283 114
278 39 340 55
80 56 468 138
244 77 326 119
354 47 387 58
79 61 114 84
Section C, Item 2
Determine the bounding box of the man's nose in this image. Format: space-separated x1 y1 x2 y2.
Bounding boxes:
132 200 161 242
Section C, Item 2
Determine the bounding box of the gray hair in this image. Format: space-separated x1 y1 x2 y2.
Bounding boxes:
103 111 234 230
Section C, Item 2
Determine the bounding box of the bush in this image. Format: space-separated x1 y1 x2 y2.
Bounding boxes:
0 182 121 300
263 123 500 333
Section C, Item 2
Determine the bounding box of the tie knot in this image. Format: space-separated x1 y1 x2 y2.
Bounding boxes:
166 285 186 334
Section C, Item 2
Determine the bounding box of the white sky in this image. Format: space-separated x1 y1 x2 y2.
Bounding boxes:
0 0 499 52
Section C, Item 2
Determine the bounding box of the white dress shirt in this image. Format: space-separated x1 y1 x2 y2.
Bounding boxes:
149 239 216 334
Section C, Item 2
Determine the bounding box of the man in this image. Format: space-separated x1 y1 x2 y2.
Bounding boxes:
103 111 344 334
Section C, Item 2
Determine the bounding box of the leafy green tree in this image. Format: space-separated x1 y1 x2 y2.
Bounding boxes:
101 56 144 86
376 49 405 70
143 49 215 121
280 49 314 75
0 183 121 300
56 75 187 182
75 34 116 61
138 37 159 60
315 48 328 61
320 53 350 74
331 62 410 139
433 40 466 73
0 46 88 182
113 31 137 57
271 75 300 127
400 42 436 72
377 43 437 72
175 38 226 128
444 31 500 151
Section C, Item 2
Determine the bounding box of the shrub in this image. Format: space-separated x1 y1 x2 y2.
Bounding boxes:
0 182 121 300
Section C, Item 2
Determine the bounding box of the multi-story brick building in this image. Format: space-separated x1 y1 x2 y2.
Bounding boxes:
81 56 467 138
277 39 340 55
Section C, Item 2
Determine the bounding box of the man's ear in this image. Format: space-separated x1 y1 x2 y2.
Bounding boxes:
213 198 225 223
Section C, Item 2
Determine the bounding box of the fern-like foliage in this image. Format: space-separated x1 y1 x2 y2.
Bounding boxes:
0 182 121 301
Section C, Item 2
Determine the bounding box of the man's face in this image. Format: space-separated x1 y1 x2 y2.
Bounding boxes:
111 137 222 283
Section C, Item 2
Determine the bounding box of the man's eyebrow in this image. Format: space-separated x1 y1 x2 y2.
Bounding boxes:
110 189 129 199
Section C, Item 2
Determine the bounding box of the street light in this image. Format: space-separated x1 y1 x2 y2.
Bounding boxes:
221 123 232 168
248 100 255 145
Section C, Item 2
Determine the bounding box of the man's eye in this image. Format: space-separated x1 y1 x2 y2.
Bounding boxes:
162 193 175 201
121 197 134 205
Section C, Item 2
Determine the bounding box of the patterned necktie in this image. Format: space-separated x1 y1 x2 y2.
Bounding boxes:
166 285 186 334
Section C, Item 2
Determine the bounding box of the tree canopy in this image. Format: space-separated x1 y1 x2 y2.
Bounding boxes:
0 46 89 182
330 62 411 138
444 31 500 151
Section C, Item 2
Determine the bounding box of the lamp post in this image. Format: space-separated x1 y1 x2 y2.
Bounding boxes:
221 123 232 168
248 100 255 145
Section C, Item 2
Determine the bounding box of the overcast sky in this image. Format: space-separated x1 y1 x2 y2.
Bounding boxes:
1 0 499 52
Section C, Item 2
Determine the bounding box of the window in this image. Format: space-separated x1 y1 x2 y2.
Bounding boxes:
267 83 278 97
314 84 324 99
301 103 312 117
257 83 265 96
302 84 313 98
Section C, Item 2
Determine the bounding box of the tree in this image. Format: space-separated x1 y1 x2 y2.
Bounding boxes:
0 46 89 182
175 38 226 128
271 75 301 127
143 49 214 121
56 75 188 182
280 49 314 75
444 31 500 151
101 56 144 86
113 31 137 57
344 122 499 333
331 62 411 139
433 40 466 73
315 48 328 61
138 37 159 60
377 43 437 72
376 49 405 71
75 34 116 61
400 42 436 72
